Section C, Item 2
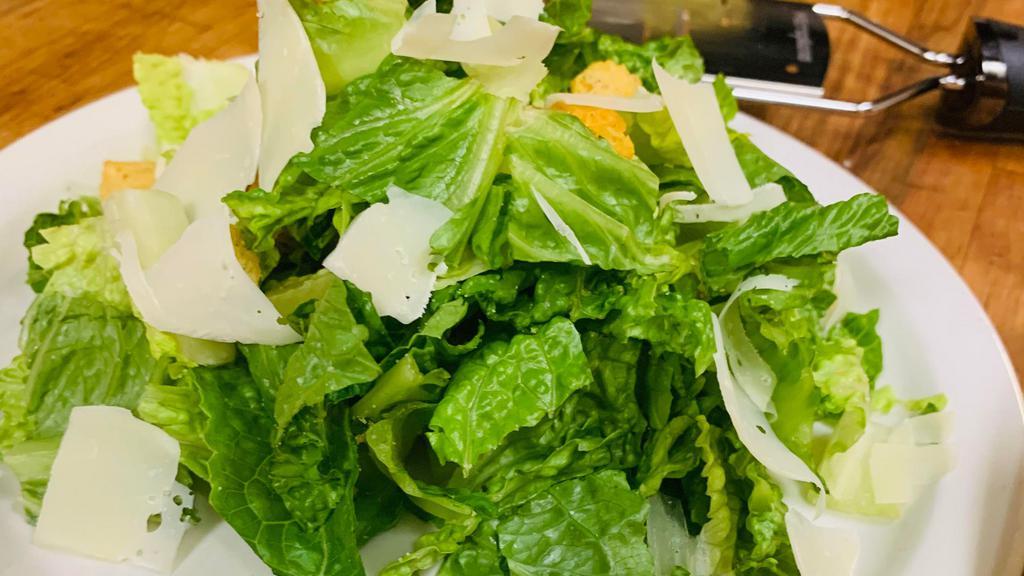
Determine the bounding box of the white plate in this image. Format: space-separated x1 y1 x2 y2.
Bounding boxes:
0 82 1021 576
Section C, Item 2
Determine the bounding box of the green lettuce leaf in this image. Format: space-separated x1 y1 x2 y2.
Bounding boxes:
439 520 505 576
23 197 101 293
274 277 380 432
29 217 130 311
428 317 593 471
0 293 159 519
289 0 407 94
497 470 654 576
190 364 366 576
226 57 513 268
453 332 646 510
702 194 899 295
133 53 250 155
605 276 716 375
502 109 684 274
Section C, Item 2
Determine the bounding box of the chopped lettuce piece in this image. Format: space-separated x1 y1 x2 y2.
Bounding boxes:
289 0 407 94
428 317 592 470
133 53 249 156
702 194 899 295
226 57 512 270
497 470 655 575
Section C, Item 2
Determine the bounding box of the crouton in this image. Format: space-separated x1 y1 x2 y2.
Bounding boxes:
99 161 156 199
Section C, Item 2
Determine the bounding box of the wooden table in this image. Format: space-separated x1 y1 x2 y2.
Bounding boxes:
1 0 1022 384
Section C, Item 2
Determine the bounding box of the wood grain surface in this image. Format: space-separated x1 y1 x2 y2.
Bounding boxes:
0 0 1022 384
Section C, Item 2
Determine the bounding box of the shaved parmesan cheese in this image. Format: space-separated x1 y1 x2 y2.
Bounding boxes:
533 189 592 266
673 183 787 224
658 191 698 211
257 0 327 189
465 60 549 101
888 411 954 445
653 60 753 206
324 187 452 324
34 407 194 573
785 509 859 576
869 442 954 504
393 10 559 67
103 189 190 269
155 78 261 220
117 217 301 345
719 275 799 413
451 0 492 41
545 90 665 113
711 314 822 491
485 0 543 21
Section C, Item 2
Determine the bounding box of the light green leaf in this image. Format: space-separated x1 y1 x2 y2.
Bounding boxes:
498 470 654 576
428 317 593 470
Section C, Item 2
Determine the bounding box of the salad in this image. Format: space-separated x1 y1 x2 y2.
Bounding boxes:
0 0 956 575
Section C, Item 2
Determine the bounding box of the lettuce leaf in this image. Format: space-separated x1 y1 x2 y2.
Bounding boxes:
273 277 380 432
226 57 513 269
428 317 592 470
23 197 101 293
289 0 407 94
0 293 159 519
133 53 250 155
702 194 898 295
189 364 366 576
501 110 685 274
497 470 654 575
453 332 646 510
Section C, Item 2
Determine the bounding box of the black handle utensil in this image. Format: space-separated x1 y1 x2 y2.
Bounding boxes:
590 0 1024 139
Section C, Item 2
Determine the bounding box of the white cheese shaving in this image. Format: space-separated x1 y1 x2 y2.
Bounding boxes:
257 0 327 189
712 313 823 492
532 189 592 266
117 217 301 345
392 9 559 67
672 183 787 224
719 275 799 413
545 90 665 113
658 191 698 211
652 60 753 207
103 189 190 269
869 439 955 505
888 411 954 445
155 77 262 220
485 0 543 21
34 407 194 574
451 0 492 41
324 187 453 324
785 509 859 576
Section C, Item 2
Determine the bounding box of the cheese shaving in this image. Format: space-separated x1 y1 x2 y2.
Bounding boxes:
392 9 559 67
652 60 753 206
545 90 665 113
533 189 592 266
155 77 261 220
785 509 860 576
117 217 301 345
672 183 787 224
257 0 327 189
34 407 194 573
324 187 453 324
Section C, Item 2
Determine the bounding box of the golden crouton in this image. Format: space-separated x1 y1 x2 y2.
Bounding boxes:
570 61 642 98
100 161 156 199
552 61 643 158
230 225 262 283
551 102 636 159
